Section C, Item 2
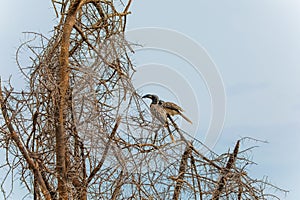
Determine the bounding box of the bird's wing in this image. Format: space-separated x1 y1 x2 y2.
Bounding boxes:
162 102 184 112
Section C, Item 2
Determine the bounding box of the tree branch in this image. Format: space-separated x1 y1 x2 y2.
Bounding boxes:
87 116 121 184
56 0 84 199
172 145 192 200
212 140 240 200
0 81 52 200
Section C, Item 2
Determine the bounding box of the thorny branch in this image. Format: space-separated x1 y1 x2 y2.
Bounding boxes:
0 81 51 200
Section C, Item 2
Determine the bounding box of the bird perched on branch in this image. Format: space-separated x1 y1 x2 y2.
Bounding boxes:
142 94 167 125
143 94 175 142
159 100 192 124
142 94 192 124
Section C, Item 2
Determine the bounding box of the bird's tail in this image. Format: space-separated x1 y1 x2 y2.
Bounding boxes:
179 113 192 124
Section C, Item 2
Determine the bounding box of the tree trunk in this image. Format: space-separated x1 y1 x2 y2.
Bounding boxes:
56 0 83 199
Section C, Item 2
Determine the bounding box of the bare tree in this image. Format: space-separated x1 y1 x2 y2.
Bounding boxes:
0 1 287 199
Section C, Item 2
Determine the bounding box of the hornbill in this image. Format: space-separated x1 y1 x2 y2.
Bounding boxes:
142 94 167 125
159 100 192 124
143 94 174 142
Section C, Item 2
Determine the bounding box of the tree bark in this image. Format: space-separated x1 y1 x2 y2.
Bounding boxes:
172 145 192 200
56 0 83 199
212 140 240 200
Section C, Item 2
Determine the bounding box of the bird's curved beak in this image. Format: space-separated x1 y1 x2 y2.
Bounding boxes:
142 94 151 99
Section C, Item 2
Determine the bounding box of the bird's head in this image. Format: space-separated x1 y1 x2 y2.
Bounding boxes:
158 100 164 105
142 94 159 104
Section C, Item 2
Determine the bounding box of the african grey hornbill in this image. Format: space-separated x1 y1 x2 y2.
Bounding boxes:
159 100 192 124
142 94 174 142
142 94 167 125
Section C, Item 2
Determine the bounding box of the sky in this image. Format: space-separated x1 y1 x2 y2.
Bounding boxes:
1 0 300 199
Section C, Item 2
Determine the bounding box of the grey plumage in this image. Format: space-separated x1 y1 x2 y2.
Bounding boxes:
142 94 167 125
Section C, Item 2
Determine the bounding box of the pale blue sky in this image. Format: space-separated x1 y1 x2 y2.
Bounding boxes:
1 0 299 199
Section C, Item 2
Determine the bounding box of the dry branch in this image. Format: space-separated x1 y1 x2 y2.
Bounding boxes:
56 1 84 199
87 116 121 184
212 140 240 200
172 145 192 200
0 82 51 200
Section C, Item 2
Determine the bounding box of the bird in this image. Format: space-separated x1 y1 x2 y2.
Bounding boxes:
143 94 175 143
159 100 192 124
142 94 167 125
